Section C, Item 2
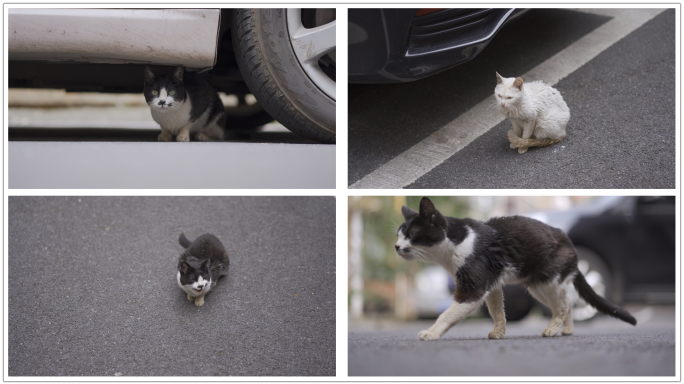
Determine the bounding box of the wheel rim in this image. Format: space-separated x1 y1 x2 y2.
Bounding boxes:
286 9 336 101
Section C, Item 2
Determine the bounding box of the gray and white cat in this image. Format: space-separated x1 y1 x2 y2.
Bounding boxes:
177 233 230 306
144 66 226 142
495 72 570 154
395 197 635 341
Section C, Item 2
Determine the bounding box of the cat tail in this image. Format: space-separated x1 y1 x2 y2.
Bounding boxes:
573 272 637 325
507 130 564 149
178 233 192 249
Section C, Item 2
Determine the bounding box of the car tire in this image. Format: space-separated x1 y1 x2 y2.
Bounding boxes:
231 9 336 143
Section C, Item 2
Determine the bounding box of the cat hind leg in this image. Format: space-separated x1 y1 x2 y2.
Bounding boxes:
561 307 574 335
528 282 571 337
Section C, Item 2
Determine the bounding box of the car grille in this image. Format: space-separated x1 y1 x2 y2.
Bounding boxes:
408 8 510 52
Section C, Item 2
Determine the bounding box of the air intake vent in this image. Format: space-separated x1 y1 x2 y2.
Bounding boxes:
410 9 498 45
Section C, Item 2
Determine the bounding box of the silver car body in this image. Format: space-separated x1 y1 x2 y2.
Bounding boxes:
8 8 220 70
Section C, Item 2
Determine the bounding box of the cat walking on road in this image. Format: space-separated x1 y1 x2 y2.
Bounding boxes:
395 197 636 341
495 72 570 154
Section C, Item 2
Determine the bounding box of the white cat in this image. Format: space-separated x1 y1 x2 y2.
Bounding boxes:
495 72 570 154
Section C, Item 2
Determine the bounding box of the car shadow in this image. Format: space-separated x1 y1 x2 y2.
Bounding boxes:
8 127 321 144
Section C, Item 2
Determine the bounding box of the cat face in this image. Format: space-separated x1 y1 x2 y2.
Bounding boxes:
177 259 212 297
395 197 448 261
144 66 186 111
494 72 524 113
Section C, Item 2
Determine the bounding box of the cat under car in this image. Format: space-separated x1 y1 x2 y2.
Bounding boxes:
144 66 227 142
177 233 230 306
395 197 636 341
495 72 570 154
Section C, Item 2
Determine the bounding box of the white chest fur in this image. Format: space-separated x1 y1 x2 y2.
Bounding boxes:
150 93 193 133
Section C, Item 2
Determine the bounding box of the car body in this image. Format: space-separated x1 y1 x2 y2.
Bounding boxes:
414 196 676 321
349 8 528 83
8 8 336 143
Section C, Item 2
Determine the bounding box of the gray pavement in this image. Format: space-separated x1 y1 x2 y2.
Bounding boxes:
348 9 675 189
349 305 675 376
9 141 335 189
8 196 336 376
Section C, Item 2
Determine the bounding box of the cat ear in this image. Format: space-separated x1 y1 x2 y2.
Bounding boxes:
200 258 211 270
419 197 437 218
180 261 191 274
173 66 184 83
144 66 155 82
496 72 504 84
401 206 418 220
513 77 523 90
419 197 446 227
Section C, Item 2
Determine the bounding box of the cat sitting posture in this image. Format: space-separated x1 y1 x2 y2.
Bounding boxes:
177 233 230 306
395 197 636 341
495 72 570 154
144 66 227 142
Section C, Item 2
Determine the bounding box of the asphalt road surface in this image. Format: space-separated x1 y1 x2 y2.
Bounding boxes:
8 196 336 376
348 9 675 189
349 305 675 376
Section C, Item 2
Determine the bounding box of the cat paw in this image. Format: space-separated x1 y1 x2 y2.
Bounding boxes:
510 142 519 149
158 132 173 142
488 329 506 339
518 147 528 154
542 328 559 337
195 133 211 141
561 327 573 336
194 297 205 306
187 294 194 301
418 330 440 341
176 134 190 142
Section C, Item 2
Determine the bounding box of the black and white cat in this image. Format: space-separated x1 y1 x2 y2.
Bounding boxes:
177 233 230 306
144 66 226 142
396 197 636 341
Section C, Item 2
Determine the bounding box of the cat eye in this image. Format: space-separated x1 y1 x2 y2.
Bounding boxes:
168 90 176 96
507 96 512 99
151 90 159 95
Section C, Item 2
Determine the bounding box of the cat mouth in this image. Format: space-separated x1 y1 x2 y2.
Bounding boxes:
193 288 203 294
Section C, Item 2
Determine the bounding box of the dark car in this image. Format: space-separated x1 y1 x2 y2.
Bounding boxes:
348 8 528 83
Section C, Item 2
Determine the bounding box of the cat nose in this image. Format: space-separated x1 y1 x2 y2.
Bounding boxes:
158 100 166 106
395 245 400 251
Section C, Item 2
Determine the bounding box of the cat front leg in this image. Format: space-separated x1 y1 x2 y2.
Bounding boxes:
485 288 506 339
518 121 536 154
418 299 483 341
194 293 206 306
158 129 173 142
509 121 523 149
176 123 193 142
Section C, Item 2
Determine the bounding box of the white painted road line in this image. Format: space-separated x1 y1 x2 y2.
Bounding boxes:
350 8 668 189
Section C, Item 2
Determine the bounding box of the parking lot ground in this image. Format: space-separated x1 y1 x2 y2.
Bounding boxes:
8 196 336 376
348 9 675 189
349 304 676 376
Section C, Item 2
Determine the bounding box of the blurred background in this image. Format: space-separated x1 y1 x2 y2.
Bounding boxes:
348 196 675 325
